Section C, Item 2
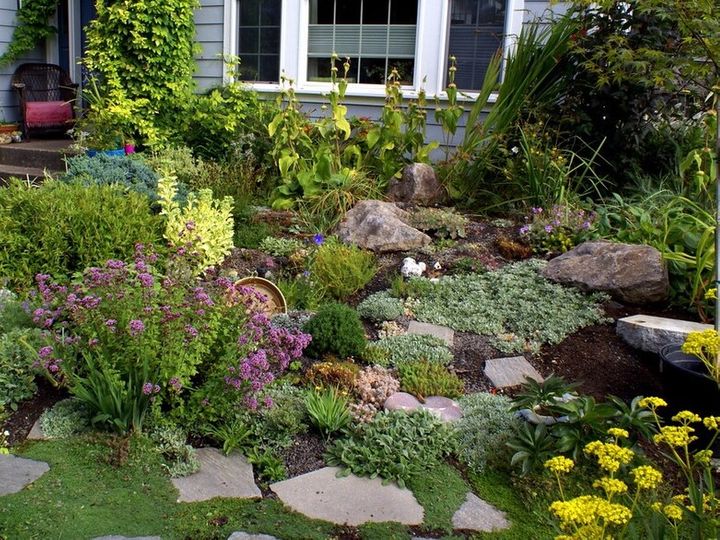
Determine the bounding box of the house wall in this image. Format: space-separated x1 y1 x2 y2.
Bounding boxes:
0 0 47 123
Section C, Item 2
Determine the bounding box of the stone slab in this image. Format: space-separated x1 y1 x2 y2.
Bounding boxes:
270 466 424 526
171 448 261 503
484 356 543 389
93 537 161 540
0 454 50 496
27 418 46 440
407 321 454 346
452 492 509 532
616 314 712 354
227 533 278 540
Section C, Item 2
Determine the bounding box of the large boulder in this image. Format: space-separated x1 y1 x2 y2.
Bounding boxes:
336 200 431 252
387 163 446 206
542 241 669 304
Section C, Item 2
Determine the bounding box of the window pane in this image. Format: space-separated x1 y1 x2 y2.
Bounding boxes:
448 0 505 90
362 0 388 24
335 0 361 24
258 55 280 82
239 0 260 26
238 1 282 82
260 28 280 54
238 57 260 80
239 28 259 54
260 0 282 25
390 1 417 24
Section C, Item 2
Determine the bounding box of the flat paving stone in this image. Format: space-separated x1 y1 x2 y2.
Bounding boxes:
484 356 543 389
270 466 424 526
171 448 261 503
227 533 278 540
27 418 47 440
93 536 161 540
0 454 50 496
452 492 509 532
617 314 712 354
407 321 454 347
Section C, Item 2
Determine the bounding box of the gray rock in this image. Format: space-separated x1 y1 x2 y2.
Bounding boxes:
227 533 278 540
0 454 50 496
617 314 712 354
270 466 424 526
421 396 463 422
27 418 47 440
484 356 543 389
452 492 509 532
387 163 446 206
336 200 431 253
171 448 261 502
542 241 669 304
407 320 454 346
92 537 161 540
384 392 422 412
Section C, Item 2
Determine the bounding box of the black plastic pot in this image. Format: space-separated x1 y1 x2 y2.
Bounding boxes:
659 344 720 414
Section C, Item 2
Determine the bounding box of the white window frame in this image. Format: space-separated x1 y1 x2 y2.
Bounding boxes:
223 0 525 100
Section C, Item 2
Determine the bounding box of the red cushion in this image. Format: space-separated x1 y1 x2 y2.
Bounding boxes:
25 101 73 128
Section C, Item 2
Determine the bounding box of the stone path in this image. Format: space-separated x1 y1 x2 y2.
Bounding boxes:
484 356 543 388
92 536 161 540
617 314 712 354
407 320 455 346
0 454 50 496
227 533 278 540
270 467 424 526
171 448 261 502
452 492 509 532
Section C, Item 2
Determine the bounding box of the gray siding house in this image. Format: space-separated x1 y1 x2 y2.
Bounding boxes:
1 0 564 142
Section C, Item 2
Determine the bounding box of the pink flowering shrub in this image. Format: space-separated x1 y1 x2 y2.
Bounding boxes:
30 245 311 433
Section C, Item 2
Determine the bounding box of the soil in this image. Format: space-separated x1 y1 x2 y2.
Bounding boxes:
280 431 327 478
5 379 66 446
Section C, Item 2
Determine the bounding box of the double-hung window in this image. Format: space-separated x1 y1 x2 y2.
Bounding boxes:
237 0 282 82
306 0 418 85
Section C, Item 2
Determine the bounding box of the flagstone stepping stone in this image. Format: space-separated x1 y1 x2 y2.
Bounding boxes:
27 418 47 440
93 536 161 540
484 356 543 389
407 320 454 347
270 466 424 526
227 533 278 540
617 314 712 354
171 448 261 502
452 492 509 532
0 454 50 496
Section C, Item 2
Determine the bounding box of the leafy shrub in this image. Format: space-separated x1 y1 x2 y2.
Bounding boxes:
39 399 91 438
306 360 360 392
409 260 608 353
303 303 366 359
145 146 202 189
409 207 469 239
149 424 199 478
157 173 234 272
356 292 404 323
365 334 453 367
311 240 377 300
270 311 313 334
276 274 324 311
0 289 33 333
259 236 304 257
398 361 464 399
326 409 456 488
63 154 169 204
247 448 287 482
456 392 520 473
305 387 351 439
0 329 40 410
0 180 162 288
389 274 435 300
251 382 308 449
350 365 400 423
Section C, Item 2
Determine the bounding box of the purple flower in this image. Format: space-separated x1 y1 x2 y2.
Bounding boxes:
185 221 196 231
169 377 182 391
88 338 99 347
263 396 274 408
137 273 154 288
313 233 325 245
38 346 53 359
582 221 591 230
142 382 154 395
105 319 117 328
128 319 145 337
531 207 543 215
544 225 554 233
519 225 530 235
106 259 126 270
185 324 199 339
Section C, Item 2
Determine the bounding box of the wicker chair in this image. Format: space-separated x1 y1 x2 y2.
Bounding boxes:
11 63 78 139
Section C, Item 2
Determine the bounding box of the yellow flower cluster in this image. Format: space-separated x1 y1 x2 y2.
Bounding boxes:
663 504 683 521
585 441 634 473
653 425 698 448
545 456 575 474
682 329 720 356
638 396 667 409
593 477 628 497
694 449 713 465
550 495 632 528
705 288 717 301
672 410 701 424
631 465 663 490
703 416 720 430
607 427 629 439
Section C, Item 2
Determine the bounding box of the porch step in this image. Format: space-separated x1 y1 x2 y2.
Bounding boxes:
0 140 74 171
0 163 55 183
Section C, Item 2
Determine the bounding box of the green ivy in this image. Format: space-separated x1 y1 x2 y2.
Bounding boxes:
83 0 198 144
0 0 59 67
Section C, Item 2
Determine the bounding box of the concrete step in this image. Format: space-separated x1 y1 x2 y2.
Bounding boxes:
0 140 74 171
0 163 56 183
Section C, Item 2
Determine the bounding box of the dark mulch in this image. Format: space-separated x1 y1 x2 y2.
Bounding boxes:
280 431 327 479
452 333 499 394
5 379 66 446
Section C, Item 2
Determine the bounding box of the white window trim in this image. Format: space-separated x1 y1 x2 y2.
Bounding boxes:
223 0 525 101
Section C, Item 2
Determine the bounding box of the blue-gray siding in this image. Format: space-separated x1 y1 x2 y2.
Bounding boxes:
0 0 46 122
194 0 224 91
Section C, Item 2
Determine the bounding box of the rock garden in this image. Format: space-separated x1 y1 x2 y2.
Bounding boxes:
1 2 720 539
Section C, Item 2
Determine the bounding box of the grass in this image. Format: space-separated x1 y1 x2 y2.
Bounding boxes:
0 437 549 539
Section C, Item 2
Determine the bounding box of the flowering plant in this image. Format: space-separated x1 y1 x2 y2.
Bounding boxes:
519 205 596 255
545 397 720 539
29 246 311 433
681 329 720 384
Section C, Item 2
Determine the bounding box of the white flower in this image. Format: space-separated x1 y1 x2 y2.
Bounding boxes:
511 146 519 154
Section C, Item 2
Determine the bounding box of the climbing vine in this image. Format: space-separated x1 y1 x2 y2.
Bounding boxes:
0 0 59 67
